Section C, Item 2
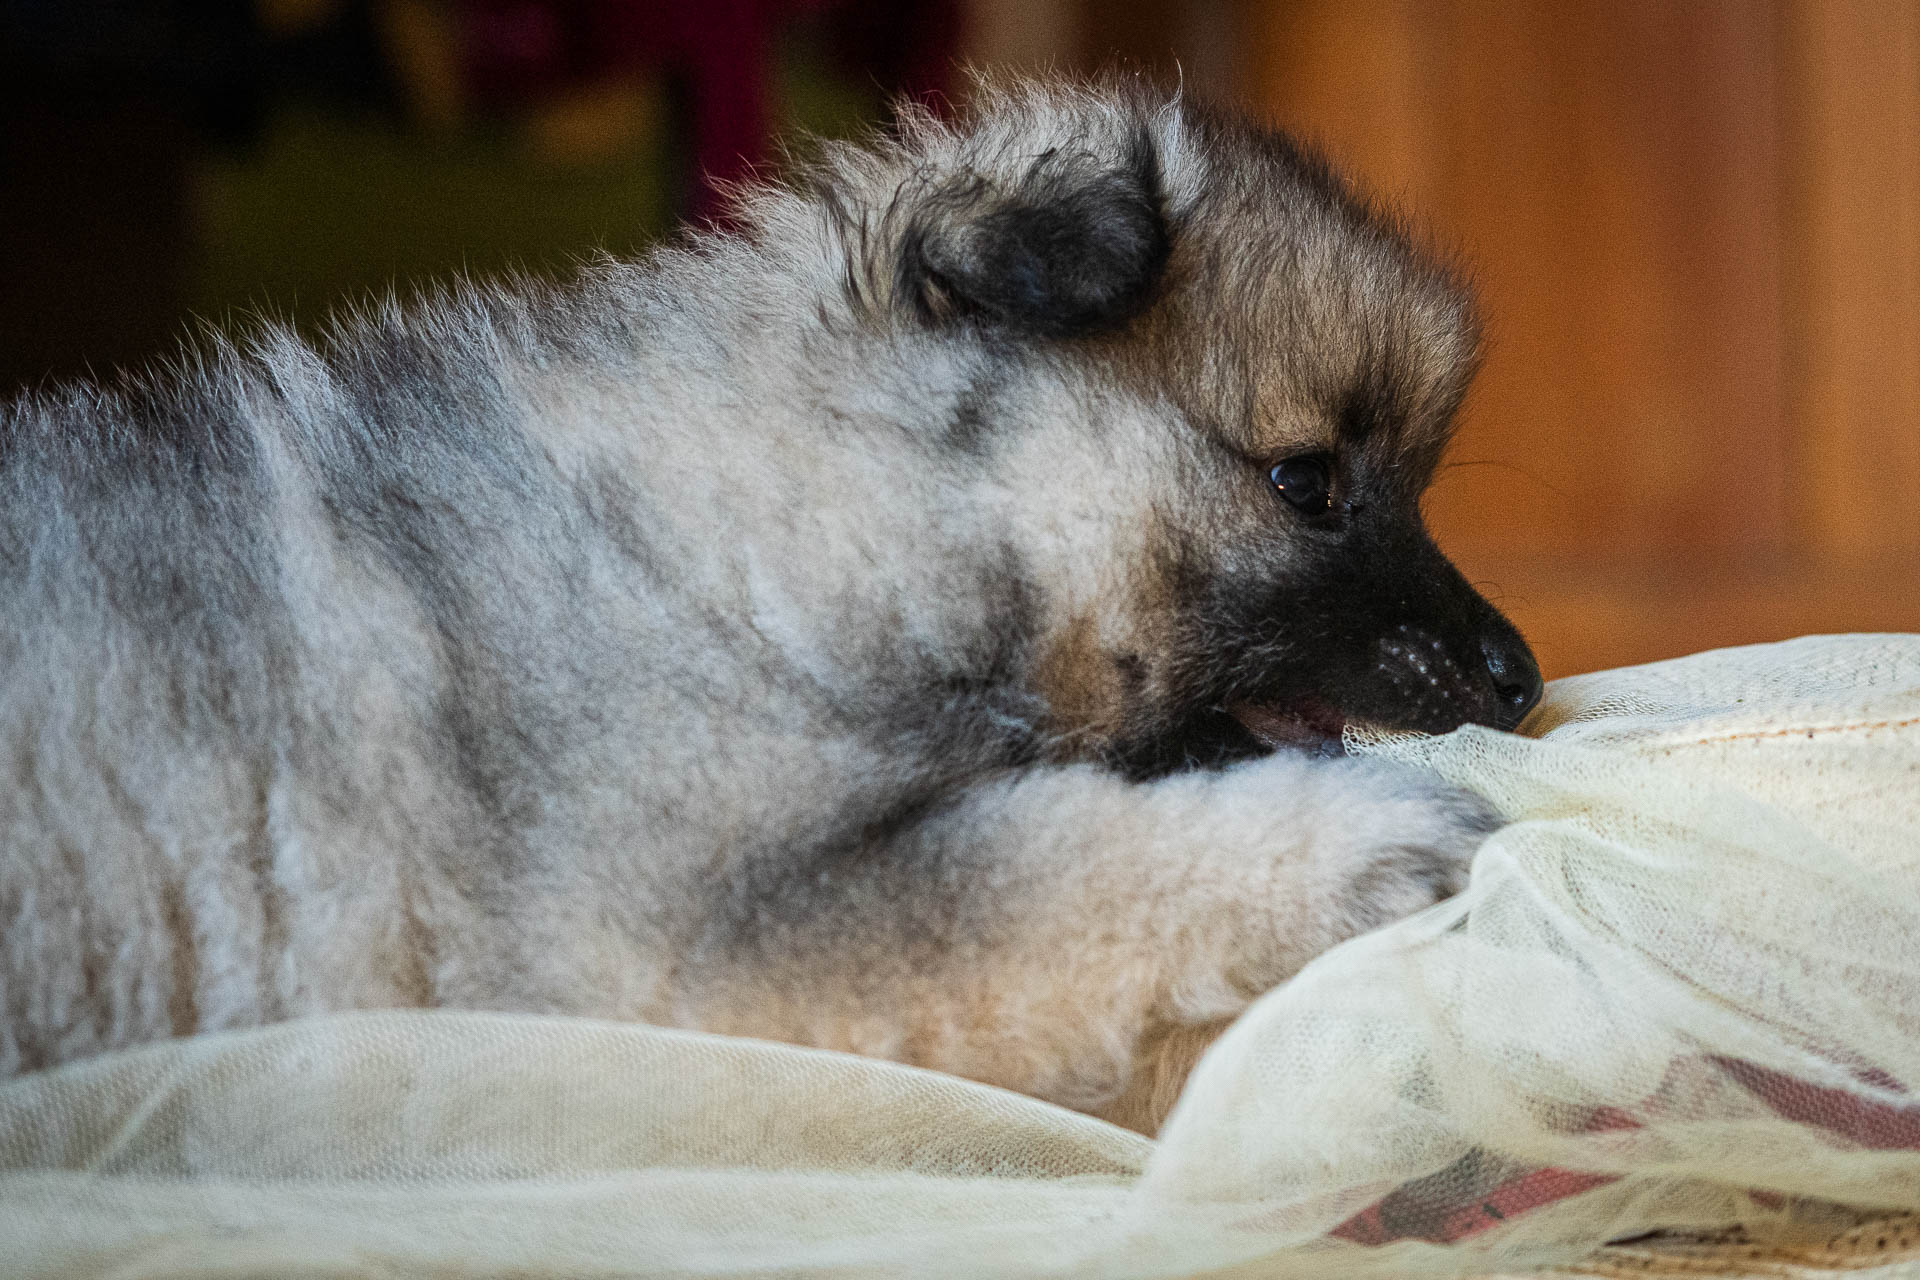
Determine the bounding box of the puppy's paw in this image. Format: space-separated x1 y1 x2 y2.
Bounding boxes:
1303 759 1501 941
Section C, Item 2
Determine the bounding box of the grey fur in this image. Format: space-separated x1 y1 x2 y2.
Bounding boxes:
0 76 1534 1131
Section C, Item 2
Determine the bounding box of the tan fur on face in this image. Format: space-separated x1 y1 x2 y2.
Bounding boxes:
1030 517 1191 756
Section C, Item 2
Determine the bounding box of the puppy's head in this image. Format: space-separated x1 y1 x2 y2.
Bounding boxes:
809 78 1541 775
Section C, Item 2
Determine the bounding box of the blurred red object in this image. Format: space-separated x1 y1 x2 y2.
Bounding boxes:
453 0 957 222
1330 1060 1920 1247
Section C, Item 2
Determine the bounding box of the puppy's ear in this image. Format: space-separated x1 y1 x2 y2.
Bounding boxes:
898 133 1170 339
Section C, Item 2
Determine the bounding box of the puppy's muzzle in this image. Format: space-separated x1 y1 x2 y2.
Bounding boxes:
1376 624 1543 734
1230 624 1542 755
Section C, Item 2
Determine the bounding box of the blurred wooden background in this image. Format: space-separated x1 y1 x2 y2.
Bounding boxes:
6 1 1917 679
1045 0 1920 679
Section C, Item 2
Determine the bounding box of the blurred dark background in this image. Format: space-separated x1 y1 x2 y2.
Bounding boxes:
0 0 960 390
4 0 1917 677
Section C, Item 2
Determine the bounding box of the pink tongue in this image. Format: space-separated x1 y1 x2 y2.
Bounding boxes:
1227 698 1349 749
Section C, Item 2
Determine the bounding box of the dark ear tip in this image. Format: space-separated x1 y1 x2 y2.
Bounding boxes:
975 172 1169 337
908 135 1171 339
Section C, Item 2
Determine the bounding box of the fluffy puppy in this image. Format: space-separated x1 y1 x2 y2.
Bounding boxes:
0 77 1538 1132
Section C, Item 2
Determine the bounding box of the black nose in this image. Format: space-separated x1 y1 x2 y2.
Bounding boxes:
1481 634 1544 730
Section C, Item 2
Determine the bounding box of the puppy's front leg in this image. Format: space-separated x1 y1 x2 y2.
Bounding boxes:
680 754 1496 1132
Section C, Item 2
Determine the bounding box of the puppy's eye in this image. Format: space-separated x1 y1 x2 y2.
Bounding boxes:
1268 455 1333 514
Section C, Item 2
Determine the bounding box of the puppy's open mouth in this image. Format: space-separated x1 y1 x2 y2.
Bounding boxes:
1226 697 1353 757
